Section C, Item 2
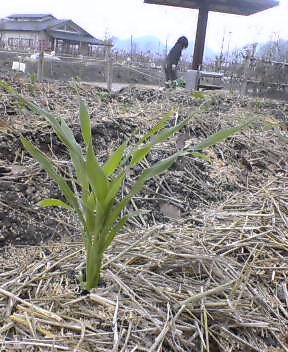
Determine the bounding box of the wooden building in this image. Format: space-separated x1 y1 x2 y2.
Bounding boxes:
0 14 106 56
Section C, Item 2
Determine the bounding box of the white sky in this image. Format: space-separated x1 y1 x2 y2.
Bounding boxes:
1 0 287 53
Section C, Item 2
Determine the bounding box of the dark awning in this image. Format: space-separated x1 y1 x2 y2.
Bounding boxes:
144 0 279 16
48 30 105 45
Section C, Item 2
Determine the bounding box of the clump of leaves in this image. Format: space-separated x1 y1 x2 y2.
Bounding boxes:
0 81 253 290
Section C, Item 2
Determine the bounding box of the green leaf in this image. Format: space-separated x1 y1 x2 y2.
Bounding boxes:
191 152 211 163
139 111 173 144
19 92 83 160
38 198 73 211
0 83 76 153
102 196 131 234
133 153 181 192
104 171 125 206
192 91 205 99
103 209 150 250
130 145 152 166
103 140 128 176
193 120 252 151
60 118 81 153
84 192 97 233
86 142 109 204
104 216 129 250
130 115 192 167
150 115 192 145
21 136 80 215
79 101 92 146
29 103 88 193
85 199 107 243
86 192 97 211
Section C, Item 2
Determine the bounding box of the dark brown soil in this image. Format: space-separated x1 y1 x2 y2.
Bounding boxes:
0 75 287 246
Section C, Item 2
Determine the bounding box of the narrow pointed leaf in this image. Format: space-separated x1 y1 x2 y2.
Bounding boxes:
103 140 128 176
86 192 97 212
93 200 105 238
55 117 89 193
103 196 131 233
139 111 173 144
21 136 79 212
104 171 125 206
130 115 192 167
133 152 182 192
105 152 182 232
0 82 81 154
191 152 211 163
60 118 81 153
130 145 152 166
38 198 73 211
79 101 91 146
86 142 109 204
193 120 252 151
104 216 129 250
150 115 192 145
104 209 150 250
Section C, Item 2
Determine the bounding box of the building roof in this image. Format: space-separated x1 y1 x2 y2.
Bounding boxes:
144 0 279 15
0 14 105 46
0 18 67 31
7 14 55 19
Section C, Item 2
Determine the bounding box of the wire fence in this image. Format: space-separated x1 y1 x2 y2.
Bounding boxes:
3 48 288 99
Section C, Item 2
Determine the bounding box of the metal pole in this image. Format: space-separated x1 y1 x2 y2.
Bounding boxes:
192 2 209 70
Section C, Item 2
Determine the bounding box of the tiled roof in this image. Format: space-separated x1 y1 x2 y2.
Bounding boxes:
0 18 67 31
7 14 54 19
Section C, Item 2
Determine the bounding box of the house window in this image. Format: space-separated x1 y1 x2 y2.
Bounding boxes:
8 38 19 47
68 43 79 55
55 39 64 53
8 38 34 49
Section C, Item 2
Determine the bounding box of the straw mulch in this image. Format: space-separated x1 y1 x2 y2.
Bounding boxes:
0 177 287 351
0 78 288 351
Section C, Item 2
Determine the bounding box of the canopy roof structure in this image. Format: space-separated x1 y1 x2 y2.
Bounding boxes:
144 0 279 69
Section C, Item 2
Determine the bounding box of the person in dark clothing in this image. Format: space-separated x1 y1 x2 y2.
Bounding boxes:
164 36 188 87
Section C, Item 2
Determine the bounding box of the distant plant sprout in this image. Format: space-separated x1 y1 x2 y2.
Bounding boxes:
0 81 253 289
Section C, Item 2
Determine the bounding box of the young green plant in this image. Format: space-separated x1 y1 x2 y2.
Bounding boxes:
18 95 252 290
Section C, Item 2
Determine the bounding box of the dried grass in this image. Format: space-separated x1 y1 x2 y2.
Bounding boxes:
0 176 287 351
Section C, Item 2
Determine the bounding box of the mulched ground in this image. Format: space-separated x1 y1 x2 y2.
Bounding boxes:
0 76 287 351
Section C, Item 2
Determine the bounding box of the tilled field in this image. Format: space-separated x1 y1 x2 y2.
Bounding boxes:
0 77 287 351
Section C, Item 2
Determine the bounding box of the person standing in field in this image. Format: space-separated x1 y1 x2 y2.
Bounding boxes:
164 36 188 87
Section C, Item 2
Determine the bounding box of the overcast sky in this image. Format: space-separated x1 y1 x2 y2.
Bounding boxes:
1 0 286 53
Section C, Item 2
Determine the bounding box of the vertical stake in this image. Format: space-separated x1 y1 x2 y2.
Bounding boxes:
240 49 251 96
106 45 113 91
37 50 44 82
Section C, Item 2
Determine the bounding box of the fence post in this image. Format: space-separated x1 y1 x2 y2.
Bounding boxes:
105 45 113 91
37 51 44 82
240 49 251 96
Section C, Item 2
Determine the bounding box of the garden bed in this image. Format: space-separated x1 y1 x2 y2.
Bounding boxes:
0 76 287 351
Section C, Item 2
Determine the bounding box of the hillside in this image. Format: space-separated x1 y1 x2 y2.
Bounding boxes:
0 77 287 351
